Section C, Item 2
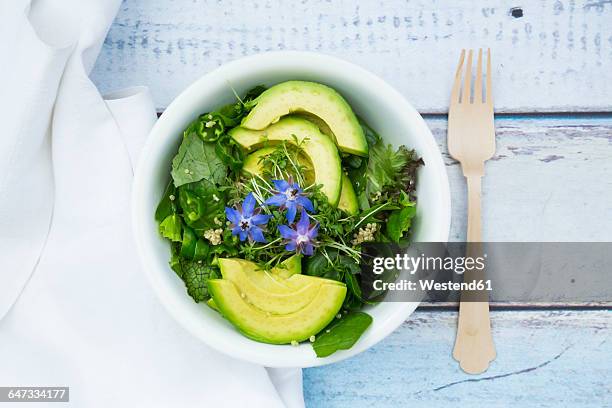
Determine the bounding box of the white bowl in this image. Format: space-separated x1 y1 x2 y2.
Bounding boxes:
132 51 451 368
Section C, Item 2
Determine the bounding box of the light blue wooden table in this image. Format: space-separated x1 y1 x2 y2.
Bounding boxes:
91 1 612 406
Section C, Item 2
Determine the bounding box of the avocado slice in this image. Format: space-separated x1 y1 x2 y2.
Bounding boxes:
283 274 345 289
208 279 346 344
242 147 276 178
220 270 322 314
206 273 345 312
242 81 368 156
337 173 359 215
218 257 300 294
242 147 314 184
229 117 342 206
218 258 328 314
206 298 219 311
218 257 343 290
273 255 302 279
296 112 334 139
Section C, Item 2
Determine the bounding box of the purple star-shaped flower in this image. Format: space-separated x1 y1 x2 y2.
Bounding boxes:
278 209 319 256
225 192 271 243
264 178 314 223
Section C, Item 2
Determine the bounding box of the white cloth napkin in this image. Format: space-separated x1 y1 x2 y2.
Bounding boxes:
0 1 304 407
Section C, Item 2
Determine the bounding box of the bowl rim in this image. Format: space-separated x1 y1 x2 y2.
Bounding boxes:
132 50 451 367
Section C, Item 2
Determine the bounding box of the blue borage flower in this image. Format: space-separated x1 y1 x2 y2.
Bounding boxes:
264 178 314 223
278 209 319 256
225 192 271 243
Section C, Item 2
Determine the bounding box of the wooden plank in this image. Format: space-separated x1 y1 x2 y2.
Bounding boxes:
419 301 612 310
426 115 612 241
90 0 612 113
304 310 612 407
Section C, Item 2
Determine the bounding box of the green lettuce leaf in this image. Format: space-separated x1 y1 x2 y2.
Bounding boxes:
365 141 410 196
155 181 177 222
386 202 417 243
159 214 182 242
171 133 226 187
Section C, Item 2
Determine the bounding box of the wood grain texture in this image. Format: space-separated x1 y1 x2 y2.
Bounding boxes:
304 310 612 407
88 3 612 402
90 0 612 113
431 115 612 241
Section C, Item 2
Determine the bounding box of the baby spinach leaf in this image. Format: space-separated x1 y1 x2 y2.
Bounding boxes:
346 155 368 196
159 214 182 242
343 155 363 169
342 293 362 311
313 312 373 357
305 249 359 283
171 133 226 187
304 253 342 281
344 271 362 300
169 242 183 277
242 85 268 110
304 253 329 276
386 202 416 243
193 239 210 261
243 85 267 102
182 178 218 197
215 103 244 128
155 181 177 222
357 191 370 211
359 117 381 146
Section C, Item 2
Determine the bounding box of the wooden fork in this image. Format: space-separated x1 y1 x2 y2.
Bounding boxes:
448 49 497 374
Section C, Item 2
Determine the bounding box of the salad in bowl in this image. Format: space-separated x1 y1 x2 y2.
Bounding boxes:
155 80 423 356
133 51 450 367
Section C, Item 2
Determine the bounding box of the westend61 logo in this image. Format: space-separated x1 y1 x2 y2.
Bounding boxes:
367 252 492 295
372 253 486 275
363 242 612 303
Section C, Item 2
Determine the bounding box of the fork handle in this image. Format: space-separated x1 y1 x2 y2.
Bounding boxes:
453 174 496 374
467 175 482 242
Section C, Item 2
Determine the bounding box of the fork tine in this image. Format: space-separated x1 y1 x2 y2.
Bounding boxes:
485 48 492 105
463 49 473 103
474 49 483 103
450 49 466 104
